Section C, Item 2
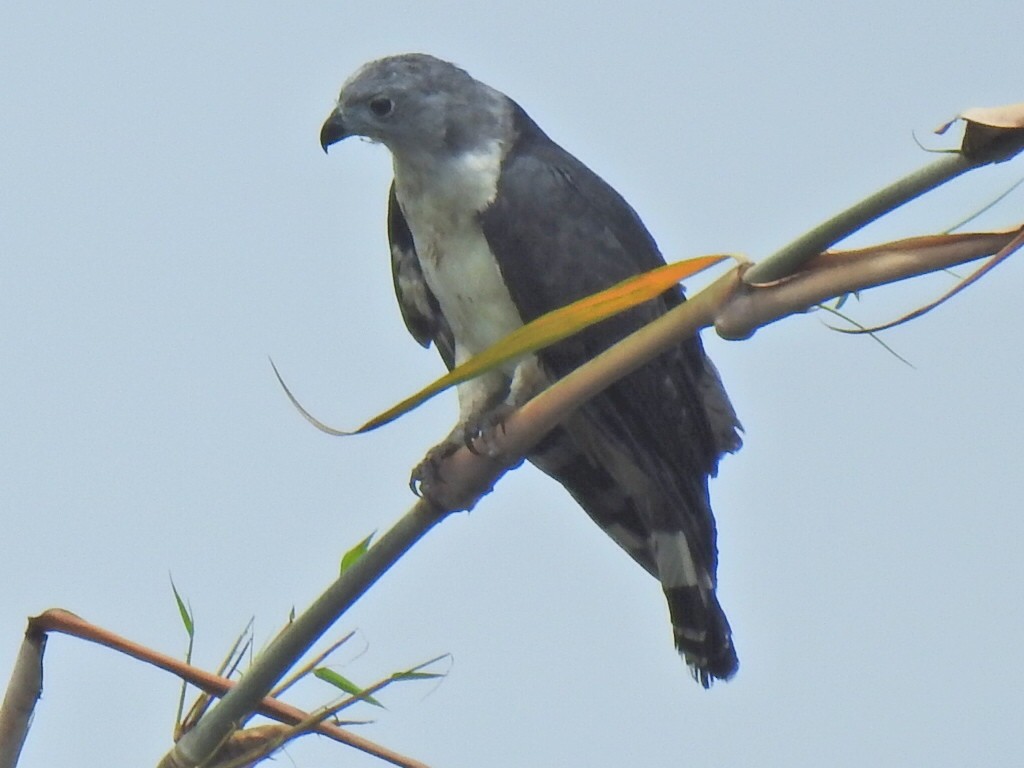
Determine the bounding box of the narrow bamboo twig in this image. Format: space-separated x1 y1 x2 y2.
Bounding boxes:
158 501 445 768
271 630 356 699
177 622 255 740
214 655 447 768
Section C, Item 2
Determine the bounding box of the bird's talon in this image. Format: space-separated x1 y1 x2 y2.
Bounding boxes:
461 404 515 458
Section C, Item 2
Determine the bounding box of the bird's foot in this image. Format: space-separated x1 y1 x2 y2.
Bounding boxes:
462 402 516 459
409 437 460 501
408 404 522 508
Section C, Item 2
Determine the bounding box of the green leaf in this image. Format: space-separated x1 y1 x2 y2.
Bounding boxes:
169 574 196 735
170 575 194 639
339 532 375 575
391 653 452 683
314 667 384 708
391 670 445 681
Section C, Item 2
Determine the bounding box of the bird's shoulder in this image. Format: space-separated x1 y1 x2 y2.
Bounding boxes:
480 101 670 322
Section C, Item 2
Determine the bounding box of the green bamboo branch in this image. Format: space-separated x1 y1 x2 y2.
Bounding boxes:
744 153 976 284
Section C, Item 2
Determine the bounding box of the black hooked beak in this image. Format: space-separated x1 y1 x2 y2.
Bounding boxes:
319 110 349 153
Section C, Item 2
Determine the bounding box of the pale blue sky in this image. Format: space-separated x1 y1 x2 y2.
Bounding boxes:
3 2 1023 766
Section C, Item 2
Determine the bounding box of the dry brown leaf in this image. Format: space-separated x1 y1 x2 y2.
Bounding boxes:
831 227 1024 334
935 102 1024 162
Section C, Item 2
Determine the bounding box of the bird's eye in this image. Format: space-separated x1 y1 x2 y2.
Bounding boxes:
369 96 394 117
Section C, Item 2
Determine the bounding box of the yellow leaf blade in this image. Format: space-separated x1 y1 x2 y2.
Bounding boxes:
354 254 730 433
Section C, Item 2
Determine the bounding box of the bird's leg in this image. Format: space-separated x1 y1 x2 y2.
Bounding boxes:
410 357 546 501
463 356 548 458
409 368 508 500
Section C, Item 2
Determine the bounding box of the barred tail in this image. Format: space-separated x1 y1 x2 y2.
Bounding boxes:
664 584 738 687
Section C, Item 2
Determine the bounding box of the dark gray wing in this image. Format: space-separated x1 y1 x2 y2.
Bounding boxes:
479 103 741 684
480 102 736 492
387 183 456 370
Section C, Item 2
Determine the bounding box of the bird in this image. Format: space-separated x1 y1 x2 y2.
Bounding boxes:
319 53 743 686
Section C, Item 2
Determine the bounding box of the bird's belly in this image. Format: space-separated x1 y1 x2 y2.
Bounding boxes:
416 222 524 361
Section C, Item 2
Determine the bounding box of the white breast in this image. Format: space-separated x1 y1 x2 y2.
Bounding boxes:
394 142 524 363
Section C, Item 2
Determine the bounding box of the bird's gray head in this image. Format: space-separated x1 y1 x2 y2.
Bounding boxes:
319 54 512 158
